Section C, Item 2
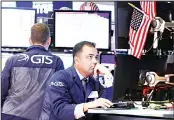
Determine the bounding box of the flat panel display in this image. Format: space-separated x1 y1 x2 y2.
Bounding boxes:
2 7 36 48
54 10 111 51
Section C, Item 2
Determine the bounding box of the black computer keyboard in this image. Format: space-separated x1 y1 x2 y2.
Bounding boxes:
110 102 135 109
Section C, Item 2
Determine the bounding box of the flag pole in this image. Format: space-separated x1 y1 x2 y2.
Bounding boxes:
128 2 148 18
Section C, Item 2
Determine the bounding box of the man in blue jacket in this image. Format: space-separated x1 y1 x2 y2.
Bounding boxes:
40 41 113 120
1 23 64 120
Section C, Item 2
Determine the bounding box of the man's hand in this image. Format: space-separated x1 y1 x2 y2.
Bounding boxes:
83 98 113 112
93 63 112 77
94 63 113 88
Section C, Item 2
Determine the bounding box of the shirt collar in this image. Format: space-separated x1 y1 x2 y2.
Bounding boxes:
75 68 89 82
26 45 47 51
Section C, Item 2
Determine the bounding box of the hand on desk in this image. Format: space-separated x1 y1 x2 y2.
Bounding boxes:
83 98 113 112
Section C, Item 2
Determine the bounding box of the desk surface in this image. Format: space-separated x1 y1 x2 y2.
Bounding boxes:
88 108 174 119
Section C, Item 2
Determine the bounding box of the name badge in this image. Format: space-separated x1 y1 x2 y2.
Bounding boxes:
88 91 99 98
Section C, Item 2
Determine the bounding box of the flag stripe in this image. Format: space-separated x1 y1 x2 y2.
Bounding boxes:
134 17 149 55
134 18 150 58
137 20 151 58
140 1 156 19
80 2 99 11
134 18 151 58
129 28 133 44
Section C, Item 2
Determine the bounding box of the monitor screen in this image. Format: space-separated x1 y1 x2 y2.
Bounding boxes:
52 53 73 69
100 53 115 72
54 10 111 51
2 7 36 48
112 54 168 102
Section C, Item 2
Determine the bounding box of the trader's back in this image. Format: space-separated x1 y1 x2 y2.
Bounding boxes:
1 23 64 120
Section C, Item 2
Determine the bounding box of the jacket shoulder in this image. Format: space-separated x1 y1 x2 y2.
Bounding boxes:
51 67 74 82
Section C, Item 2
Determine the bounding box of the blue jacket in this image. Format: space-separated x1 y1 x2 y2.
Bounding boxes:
40 66 106 120
1 45 64 120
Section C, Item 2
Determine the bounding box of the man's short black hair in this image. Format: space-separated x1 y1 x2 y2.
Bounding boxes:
73 41 96 62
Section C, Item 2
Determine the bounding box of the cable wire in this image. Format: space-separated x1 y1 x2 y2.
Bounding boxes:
145 34 162 53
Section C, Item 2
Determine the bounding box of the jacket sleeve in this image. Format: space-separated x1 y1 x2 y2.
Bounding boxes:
1 57 13 106
47 72 76 120
55 57 65 71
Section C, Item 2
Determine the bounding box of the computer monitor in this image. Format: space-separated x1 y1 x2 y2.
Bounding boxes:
100 52 115 72
2 7 36 48
112 54 168 102
53 10 111 51
112 54 140 102
52 53 73 69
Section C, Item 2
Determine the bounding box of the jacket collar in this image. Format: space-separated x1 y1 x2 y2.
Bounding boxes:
74 68 89 82
70 66 92 82
69 66 96 100
26 45 47 52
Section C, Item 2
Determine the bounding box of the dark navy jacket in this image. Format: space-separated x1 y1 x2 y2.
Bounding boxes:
40 66 106 120
1 45 64 120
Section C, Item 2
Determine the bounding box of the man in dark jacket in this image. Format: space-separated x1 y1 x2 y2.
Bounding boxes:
1 23 64 120
40 41 113 120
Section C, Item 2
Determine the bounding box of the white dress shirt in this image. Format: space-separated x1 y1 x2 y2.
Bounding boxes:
74 68 88 119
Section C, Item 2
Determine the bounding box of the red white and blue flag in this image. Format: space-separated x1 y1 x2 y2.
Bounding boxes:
129 1 156 59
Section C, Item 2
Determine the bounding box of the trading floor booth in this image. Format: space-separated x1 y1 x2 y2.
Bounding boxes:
87 54 174 120
1 2 174 120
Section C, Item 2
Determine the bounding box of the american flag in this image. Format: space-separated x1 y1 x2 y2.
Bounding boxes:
129 9 151 59
140 1 156 19
80 2 99 11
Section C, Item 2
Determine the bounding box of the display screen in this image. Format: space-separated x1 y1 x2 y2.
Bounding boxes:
2 7 36 48
52 53 73 69
100 53 115 71
54 10 111 51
